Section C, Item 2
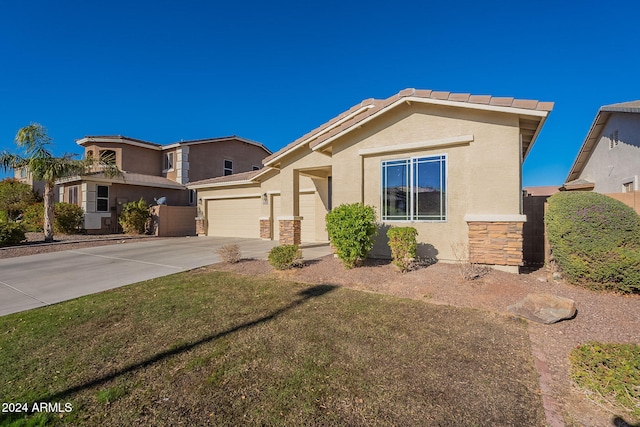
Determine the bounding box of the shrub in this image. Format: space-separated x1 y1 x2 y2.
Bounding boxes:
325 203 377 269
387 226 418 272
119 198 151 234
21 203 44 232
545 192 640 292
268 244 302 270
0 221 26 247
216 244 241 263
54 202 84 234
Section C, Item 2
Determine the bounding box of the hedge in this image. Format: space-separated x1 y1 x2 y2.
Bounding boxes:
325 203 377 268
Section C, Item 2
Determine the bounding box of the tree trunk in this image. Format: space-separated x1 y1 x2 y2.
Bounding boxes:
43 182 55 242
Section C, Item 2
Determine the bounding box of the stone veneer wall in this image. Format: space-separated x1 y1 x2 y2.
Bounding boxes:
195 218 205 236
260 219 271 239
467 221 524 266
279 219 301 245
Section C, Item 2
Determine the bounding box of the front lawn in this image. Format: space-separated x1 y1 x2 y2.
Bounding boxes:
0 270 545 426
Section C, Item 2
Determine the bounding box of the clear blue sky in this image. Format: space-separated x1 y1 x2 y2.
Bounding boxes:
2 0 639 186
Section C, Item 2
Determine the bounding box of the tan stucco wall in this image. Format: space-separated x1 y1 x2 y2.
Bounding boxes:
187 141 268 183
84 143 162 175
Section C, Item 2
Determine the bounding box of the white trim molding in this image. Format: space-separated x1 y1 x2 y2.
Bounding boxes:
464 214 527 222
358 135 473 157
201 193 262 201
276 216 304 221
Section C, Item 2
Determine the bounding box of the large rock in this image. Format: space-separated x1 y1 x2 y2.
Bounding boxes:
508 293 576 324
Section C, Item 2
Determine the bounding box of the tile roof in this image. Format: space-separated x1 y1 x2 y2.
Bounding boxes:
187 170 262 187
263 88 553 165
600 100 640 113
59 171 186 189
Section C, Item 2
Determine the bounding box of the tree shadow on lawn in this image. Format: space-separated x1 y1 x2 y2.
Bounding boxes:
0 284 338 422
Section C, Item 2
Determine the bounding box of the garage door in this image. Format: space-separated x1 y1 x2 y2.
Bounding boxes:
206 197 261 238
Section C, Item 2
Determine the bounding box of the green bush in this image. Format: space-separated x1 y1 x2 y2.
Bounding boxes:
0 221 26 247
119 198 151 234
54 202 84 234
268 245 302 270
21 203 44 232
325 203 377 269
545 192 640 292
387 226 418 272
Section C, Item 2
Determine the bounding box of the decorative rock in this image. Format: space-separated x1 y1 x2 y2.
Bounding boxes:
508 293 576 324
552 272 562 280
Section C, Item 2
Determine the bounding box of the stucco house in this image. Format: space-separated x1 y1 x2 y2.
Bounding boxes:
189 88 553 272
57 135 270 234
563 101 640 193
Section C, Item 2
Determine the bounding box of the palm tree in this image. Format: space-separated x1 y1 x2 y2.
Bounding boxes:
0 123 120 242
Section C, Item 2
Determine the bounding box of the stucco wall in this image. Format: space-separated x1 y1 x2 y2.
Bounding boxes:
579 112 640 193
187 140 268 183
84 143 162 175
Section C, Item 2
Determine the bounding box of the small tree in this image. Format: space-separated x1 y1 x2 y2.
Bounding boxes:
0 178 38 221
325 203 377 268
119 198 151 234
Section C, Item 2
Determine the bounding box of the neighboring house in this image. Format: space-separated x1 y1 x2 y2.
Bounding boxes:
189 88 553 272
13 167 47 198
564 101 640 193
57 135 270 234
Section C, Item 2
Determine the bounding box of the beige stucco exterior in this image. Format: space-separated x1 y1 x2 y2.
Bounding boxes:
191 90 552 271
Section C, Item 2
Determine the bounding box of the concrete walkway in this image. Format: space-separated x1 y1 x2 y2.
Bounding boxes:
0 237 331 317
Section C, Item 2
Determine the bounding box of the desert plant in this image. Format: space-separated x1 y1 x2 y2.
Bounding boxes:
450 242 490 281
216 244 241 263
0 221 26 247
54 202 84 234
546 192 640 293
21 202 44 232
119 198 151 234
387 226 418 272
268 244 302 270
325 203 377 268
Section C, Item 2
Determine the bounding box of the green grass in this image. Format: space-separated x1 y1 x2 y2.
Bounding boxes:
570 342 640 421
0 269 545 426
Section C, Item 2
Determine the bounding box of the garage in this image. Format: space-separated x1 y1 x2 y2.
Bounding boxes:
206 197 261 238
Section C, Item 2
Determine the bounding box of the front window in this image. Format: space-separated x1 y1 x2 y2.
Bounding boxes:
69 186 79 206
96 185 109 212
382 155 447 221
164 152 174 171
224 159 233 176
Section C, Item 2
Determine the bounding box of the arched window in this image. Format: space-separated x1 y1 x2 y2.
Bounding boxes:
99 150 116 164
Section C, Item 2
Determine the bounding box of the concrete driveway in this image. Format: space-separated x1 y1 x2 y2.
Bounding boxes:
0 237 330 317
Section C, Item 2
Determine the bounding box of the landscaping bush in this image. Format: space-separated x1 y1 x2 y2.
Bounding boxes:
387 226 418 272
21 203 44 232
216 244 241 263
268 244 302 270
545 192 640 292
54 202 84 234
0 221 26 247
119 198 151 234
325 203 377 268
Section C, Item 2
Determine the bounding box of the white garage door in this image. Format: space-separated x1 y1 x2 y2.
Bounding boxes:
206 197 261 238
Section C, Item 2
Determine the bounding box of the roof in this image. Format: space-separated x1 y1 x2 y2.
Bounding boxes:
562 178 595 191
76 135 271 154
58 171 187 190
565 100 640 183
187 170 263 189
263 88 553 166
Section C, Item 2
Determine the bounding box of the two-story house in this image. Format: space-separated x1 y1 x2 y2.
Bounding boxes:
57 135 270 234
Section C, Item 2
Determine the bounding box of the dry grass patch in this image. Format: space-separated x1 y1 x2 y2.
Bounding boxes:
0 270 545 426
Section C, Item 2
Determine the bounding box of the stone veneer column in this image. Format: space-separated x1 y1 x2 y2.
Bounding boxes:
467 218 525 268
259 217 271 240
278 217 302 245
195 217 206 236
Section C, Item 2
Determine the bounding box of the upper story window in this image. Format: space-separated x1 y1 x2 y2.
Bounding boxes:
163 152 175 171
96 185 109 212
224 160 233 176
609 130 619 149
252 165 260 171
99 150 117 164
382 155 447 222
85 150 94 160
19 168 27 179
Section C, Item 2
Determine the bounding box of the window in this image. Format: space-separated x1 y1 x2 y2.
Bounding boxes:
69 186 79 206
609 130 619 149
96 185 109 212
163 152 174 171
189 189 196 205
252 165 260 171
382 155 447 221
224 160 233 176
623 181 635 193
99 150 116 164
19 168 27 179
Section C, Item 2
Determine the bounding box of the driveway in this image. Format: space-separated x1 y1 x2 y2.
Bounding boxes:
0 237 330 317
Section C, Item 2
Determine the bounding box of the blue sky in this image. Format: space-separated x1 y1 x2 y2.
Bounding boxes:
1 0 639 186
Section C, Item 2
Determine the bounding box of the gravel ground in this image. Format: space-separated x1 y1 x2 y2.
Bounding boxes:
3 236 639 426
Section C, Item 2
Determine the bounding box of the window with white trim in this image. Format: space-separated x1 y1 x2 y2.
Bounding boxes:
382 155 447 221
224 159 233 176
163 152 174 171
623 181 634 193
96 185 109 212
69 185 79 206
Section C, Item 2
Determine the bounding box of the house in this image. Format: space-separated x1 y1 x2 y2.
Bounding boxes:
189 88 553 272
564 101 640 193
57 135 270 234
13 167 46 198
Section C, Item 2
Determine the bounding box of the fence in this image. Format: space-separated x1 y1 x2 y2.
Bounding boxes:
150 205 197 237
604 191 640 214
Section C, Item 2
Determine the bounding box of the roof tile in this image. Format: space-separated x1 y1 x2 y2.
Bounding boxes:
511 99 540 109
431 91 451 100
468 95 492 104
489 97 515 107
448 93 471 102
